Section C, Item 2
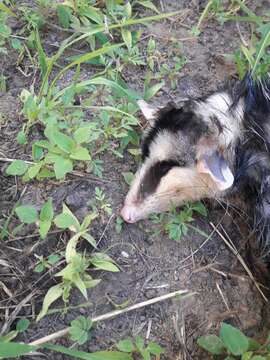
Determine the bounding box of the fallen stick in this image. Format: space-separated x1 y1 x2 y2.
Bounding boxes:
29 289 190 346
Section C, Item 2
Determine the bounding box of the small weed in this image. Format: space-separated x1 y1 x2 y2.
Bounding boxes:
151 202 208 242
69 315 93 345
198 322 270 359
34 254 61 273
116 336 165 359
37 203 118 321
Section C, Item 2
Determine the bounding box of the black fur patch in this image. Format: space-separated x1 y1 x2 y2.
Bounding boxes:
139 160 180 199
141 102 208 159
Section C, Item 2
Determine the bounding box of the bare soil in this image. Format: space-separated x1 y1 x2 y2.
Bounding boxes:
0 1 269 359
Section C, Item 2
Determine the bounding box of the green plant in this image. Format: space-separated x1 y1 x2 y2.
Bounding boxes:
34 254 61 273
37 203 119 321
198 322 270 359
69 315 93 345
0 318 30 343
116 336 165 359
0 340 133 359
89 187 112 217
151 202 208 242
0 3 13 54
14 198 54 239
232 5 270 79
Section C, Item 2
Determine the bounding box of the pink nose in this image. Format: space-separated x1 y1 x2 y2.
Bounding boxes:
120 205 139 223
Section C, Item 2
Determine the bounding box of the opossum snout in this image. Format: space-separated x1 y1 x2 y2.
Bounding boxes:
120 204 141 223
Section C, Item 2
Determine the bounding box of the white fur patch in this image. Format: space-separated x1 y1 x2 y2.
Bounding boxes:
195 92 244 147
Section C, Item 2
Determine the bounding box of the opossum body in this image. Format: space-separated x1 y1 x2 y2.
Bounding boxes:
121 74 270 249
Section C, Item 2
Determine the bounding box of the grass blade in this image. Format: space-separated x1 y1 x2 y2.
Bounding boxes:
251 28 270 77
43 344 133 360
35 30 48 81
48 43 124 97
65 10 185 50
0 3 16 17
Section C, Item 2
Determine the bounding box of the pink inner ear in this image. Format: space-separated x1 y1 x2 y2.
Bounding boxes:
196 155 234 191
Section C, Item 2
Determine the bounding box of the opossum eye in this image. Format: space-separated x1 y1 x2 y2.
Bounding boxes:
140 160 180 198
197 151 234 191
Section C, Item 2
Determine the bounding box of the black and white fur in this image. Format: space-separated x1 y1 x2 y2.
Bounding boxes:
121 73 270 251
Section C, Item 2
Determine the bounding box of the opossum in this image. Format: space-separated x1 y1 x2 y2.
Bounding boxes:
121 73 270 249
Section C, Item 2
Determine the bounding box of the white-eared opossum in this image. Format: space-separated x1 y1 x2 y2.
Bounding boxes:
121 74 270 249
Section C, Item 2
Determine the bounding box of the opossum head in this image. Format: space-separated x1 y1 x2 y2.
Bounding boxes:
121 95 239 223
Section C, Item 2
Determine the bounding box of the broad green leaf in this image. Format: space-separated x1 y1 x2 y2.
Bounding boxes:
39 220 52 239
11 38 22 50
36 284 63 321
15 205 38 224
54 213 78 230
6 160 28 176
197 335 225 355
122 172 134 186
220 323 249 356
144 81 164 101
192 202 207 217
0 342 36 358
37 168 55 180
116 339 135 352
80 213 98 231
48 254 61 265
54 157 73 179
146 342 164 355
28 162 42 179
81 233 97 248
17 131 27 145
57 4 71 28
70 146 91 161
23 94 39 121
16 318 30 332
137 1 159 13
251 356 266 360
74 127 91 144
242 352 253 360
63 204 81 230
51 131 75 154
65 232 83 263
73 273 88 299
69 316 92 345
40 198 54 222
135 336 144 352
80 6 103 24
91 253 119 272
43 344 133 360
32 143 44 161
61 86 75 105
124 2 132 18
121 29 132 50
140 349 150 360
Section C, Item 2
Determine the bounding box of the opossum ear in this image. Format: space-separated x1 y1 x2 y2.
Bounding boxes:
197 151 234 191
137 100 158 125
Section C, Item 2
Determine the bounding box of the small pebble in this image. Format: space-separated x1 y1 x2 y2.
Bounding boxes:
121 251 129 258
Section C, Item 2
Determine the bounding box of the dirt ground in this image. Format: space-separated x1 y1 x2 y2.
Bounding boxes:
0 1 270 359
